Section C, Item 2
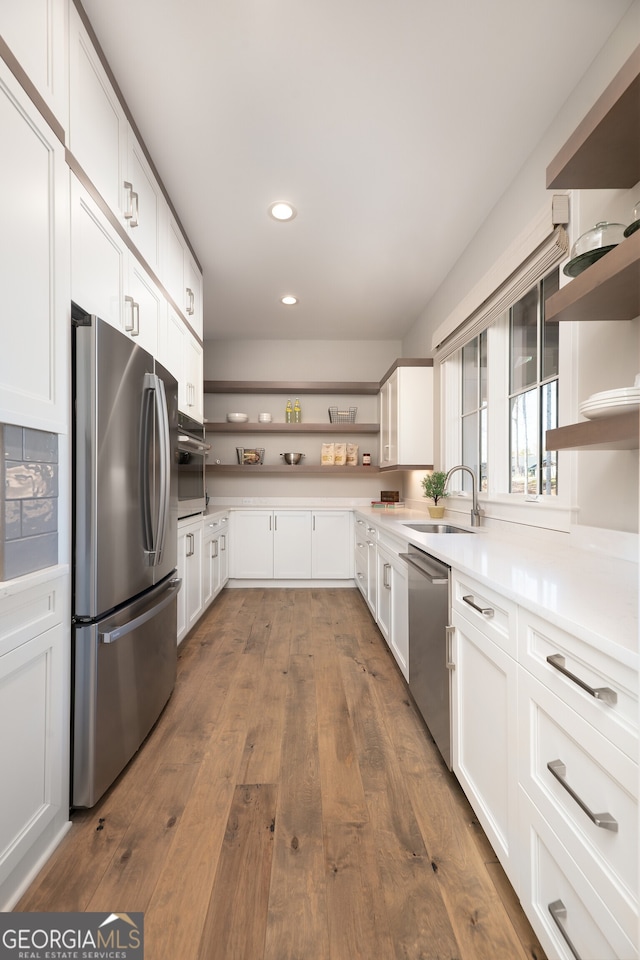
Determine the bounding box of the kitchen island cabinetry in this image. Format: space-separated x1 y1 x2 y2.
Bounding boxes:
450 570 519 888
0 60 69 433
177 515 203 644
0 571 70 910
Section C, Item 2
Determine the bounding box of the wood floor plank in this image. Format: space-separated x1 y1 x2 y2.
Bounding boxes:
197 783 278 960
324 820 396 960
263 653 330 960
144 721 247 960
86 760 200 913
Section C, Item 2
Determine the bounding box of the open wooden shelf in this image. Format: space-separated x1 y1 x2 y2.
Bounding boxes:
545 227 640 323
206 464 389 475
205 421 379 434
546 410 639 451
546 44 640 189
204 380 379 395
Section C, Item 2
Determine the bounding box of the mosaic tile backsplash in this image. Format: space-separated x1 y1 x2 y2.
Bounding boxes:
1 424 58 580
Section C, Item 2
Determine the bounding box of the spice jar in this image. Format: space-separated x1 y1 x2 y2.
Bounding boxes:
362 452 371 466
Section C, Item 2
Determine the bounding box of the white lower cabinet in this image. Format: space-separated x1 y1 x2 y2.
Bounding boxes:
353 516 377 615
230 510 352 580
203 514 230 610
311 511 353 579
177 516 203 644
449 571 639 959
0 573 70 909
516 609 638 959
451 604 519 886
375 535 409 680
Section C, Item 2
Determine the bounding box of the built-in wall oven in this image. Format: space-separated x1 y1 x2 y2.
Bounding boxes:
177 412 210 518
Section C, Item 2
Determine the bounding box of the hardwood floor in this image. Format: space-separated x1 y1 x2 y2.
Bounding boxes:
18 588 547 960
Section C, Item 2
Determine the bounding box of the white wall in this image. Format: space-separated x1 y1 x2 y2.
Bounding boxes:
401 3 640 533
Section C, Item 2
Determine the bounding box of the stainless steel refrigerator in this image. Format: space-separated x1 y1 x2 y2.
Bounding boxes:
71 303 181 808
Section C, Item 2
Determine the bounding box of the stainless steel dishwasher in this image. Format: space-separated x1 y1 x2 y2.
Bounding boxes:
400 544 452 768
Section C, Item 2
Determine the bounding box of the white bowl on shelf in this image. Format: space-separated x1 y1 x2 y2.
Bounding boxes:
227 413 249 423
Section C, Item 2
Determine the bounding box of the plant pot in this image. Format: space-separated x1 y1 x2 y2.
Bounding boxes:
427 504 445 519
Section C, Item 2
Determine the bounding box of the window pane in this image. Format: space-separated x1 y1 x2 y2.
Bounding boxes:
510 286 538 393
479 406 488 492
541 380 558 496
479 329 488 405
510 389 538 494
462 411 478 493
462 339 478 415
542 268 559 380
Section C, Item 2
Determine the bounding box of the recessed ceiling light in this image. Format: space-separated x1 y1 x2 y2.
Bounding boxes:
281 296 298 305
268 201 297 221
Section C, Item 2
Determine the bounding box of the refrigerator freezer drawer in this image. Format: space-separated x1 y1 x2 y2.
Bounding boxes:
72 577 180 808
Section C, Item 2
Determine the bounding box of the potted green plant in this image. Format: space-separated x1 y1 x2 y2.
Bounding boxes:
421 470 449 519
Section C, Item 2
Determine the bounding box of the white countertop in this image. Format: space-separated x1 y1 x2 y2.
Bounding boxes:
204 501 638 668
354 506 638 669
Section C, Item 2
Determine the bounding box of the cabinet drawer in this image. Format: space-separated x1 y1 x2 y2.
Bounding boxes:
519 788 636 960
518 610 638 760
451 570 516 655
519 668 637 936
0 574 65 657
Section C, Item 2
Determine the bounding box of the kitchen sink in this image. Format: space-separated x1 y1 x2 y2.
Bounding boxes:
403 523 475 534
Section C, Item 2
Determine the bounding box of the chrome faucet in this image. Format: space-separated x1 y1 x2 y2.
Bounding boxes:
445 465 481 527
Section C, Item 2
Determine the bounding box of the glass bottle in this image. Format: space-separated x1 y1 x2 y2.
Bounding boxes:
293 397 302 423
285 398 293 423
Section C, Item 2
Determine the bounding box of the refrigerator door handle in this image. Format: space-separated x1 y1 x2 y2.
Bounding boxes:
142 372 171 566
99 578 182 644
153 374 171 566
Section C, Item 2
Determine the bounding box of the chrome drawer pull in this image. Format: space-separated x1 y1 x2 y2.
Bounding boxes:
462 594 494 617
546 654 617 705
547 760 618 832
548 900 582 960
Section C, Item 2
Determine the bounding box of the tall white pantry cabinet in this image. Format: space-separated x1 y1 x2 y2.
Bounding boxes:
0 0 204 908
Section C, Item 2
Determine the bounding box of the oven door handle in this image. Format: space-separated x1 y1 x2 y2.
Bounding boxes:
399 552 449 584
178 435 211 454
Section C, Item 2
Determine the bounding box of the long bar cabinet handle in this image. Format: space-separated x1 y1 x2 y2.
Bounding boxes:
548 899 582 960
123 180 134 219
546 760 618 831
546 654 617 705
462 594 494 618
383 563 391 589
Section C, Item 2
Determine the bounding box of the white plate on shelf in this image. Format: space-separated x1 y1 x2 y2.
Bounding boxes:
227 413 249 422
583 386 640 404
579 398 640 419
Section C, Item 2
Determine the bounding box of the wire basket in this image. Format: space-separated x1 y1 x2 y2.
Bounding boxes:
328 406 357 423
236 447 265 465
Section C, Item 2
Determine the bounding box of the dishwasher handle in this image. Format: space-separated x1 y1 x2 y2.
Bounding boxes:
399 552 449 584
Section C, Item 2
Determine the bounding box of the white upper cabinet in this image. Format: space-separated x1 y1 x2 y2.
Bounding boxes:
379 363 433 469
68 6 166 279
166 211 203 339
68 4 127 217
0 60 69 432
125 128 165 276
71 177 126 329
0 0 69 128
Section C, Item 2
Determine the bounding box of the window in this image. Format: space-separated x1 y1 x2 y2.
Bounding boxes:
461 330 488 492
508 268 559 495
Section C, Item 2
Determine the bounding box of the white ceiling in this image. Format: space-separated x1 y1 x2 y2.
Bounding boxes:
80 0 633 342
